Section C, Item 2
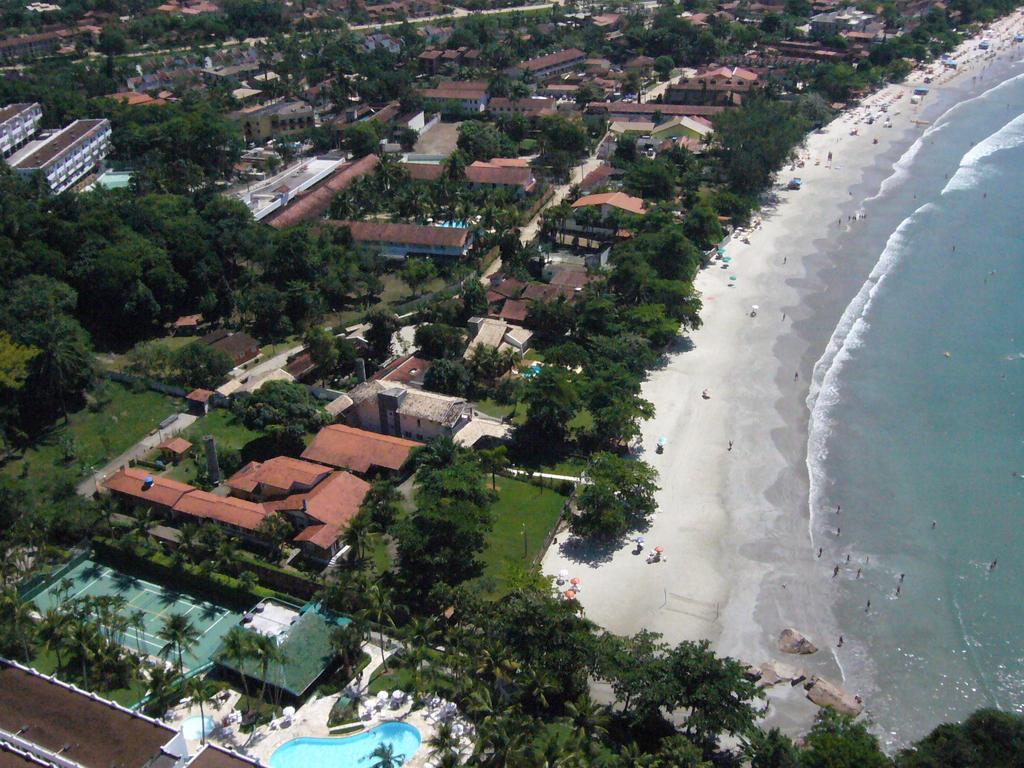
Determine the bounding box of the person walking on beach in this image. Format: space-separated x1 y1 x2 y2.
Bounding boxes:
833 565 840 578
837 504 841 513
932 520 937 529
856 568 862 579
899 573 905 584
990 559 998 570
817 547 823 558
728 440 733 452
836 526 841 537
866 599 871 613
838 635 844 647
795 371 799 381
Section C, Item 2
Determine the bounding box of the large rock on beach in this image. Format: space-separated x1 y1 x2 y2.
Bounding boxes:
778 628 818 655
758 660 805 687
804 675 864 717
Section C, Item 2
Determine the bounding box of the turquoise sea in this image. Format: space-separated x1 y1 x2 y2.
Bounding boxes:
807 65 1024 747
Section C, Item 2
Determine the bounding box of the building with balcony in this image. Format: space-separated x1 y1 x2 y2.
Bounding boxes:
0 102 42 157
6 118 111 193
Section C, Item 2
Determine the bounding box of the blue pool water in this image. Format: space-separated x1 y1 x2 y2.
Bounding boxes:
269 722 422 768
181 715 214 740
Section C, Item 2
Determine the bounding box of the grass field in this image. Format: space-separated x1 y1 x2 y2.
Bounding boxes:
2 382 182 497
479 477 567 595
29 646 148 706
33 559 243 673
163 408 261 483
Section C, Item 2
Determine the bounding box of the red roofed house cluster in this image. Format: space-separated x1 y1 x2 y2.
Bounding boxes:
101 427 418 563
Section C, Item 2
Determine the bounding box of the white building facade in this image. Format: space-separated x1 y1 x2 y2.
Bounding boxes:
0 102 42 157
8 118 111 193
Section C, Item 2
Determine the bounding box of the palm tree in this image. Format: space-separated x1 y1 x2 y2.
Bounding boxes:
477 446 509 491
185 676 218 744
176 522 202 564
251 633 285 708
146 664 179 717
67 618 100 689
129 609 147 656
330 623 364 683
343 511 374 566
37 607 71 670
563 696 609 751
365 582 395 671
221 627 255 712
428 721 460 762
158 613 200 675
0 588 36 662
370 743 401 768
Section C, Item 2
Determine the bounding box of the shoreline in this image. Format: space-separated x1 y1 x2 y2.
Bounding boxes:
542 10 1024 737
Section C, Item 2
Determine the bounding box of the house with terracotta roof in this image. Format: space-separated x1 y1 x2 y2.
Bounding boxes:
171 490 267 540
158 436 193 464
371 353 432 388
201 329 261 367
465 317 533 359
226 456 332 501
666 66 758 106
102 466 194 513
465 160 537 195
328 220 473 259
302 424 422 476
585 102 727 121
186 388 215 415
417 80 489 113
572 191 646 217
516 48 586 79
263 470 370 560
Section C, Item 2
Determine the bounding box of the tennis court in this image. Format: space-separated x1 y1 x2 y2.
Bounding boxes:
32 558 244 674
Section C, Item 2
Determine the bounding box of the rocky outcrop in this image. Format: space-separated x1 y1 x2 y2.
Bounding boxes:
804 675 864 717
758 660 806 688
778 628 818 655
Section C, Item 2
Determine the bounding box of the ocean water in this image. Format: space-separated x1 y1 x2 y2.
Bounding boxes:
807 68 1024 748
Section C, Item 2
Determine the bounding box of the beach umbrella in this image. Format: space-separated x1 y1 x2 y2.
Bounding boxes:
570 577 580 586
722 256 732 262
564 590 576 599
558 569 569 581
635 536 645 545
654 546 664 554
283 706 296 717
657 436 667 447
729 275 738 281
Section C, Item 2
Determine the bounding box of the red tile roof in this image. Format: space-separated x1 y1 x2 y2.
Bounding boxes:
103 466 194 508
157 437 193 454
572 191 646 215
266 154 380 229
226 456 331 496
187 388 215 402
520 47 585 72
172 490 267 531
330 221 471 249
265 471 370 548
371 354 433 386
401 162 444 181
498 298 530 323
465 161 534 187
301 424 422 473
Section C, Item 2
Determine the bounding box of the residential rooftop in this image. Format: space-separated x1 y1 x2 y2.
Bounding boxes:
301 424 422 474
9 119 108 170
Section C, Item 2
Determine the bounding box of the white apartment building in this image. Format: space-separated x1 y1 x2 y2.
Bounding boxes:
7 118 111 194
0 102 42 157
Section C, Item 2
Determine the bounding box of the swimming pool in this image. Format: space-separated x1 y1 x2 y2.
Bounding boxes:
269 722 422 768
181 715 214 740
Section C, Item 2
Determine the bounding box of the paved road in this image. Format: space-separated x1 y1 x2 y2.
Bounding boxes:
230 344 305 392
77 412 197 497
519 151 607 246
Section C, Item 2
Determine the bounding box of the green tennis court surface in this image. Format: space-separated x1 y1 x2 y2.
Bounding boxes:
32 558 244 673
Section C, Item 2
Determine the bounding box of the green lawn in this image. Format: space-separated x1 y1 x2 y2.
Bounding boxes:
473 397 525 425
2 382 182 497
29 646 149 707
163 408 261 483
479 477 566 595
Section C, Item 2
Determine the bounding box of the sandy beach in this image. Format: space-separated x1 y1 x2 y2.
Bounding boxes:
543 10 1024 733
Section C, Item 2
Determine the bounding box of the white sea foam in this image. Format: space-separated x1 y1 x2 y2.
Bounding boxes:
943 110 1024 192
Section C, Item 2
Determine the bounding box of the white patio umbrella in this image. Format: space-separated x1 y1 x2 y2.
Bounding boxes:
557 569 569 581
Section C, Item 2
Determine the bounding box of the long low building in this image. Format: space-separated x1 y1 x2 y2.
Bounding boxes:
0 102 41 157
585 101 726 121
6 118 111 194
0 659 261 768
103 462 371 562
328 220 474 259
264 154 379 228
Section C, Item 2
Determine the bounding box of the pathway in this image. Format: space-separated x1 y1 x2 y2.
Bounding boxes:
77 412 197 497
507 468 584 484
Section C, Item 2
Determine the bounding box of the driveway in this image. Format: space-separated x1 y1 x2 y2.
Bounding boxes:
77 412 198 497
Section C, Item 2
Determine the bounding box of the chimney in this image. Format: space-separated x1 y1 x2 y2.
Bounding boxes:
355 358 367 382
203 435 220 485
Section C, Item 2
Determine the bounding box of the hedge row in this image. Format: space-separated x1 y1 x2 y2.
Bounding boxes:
92 538 296 611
